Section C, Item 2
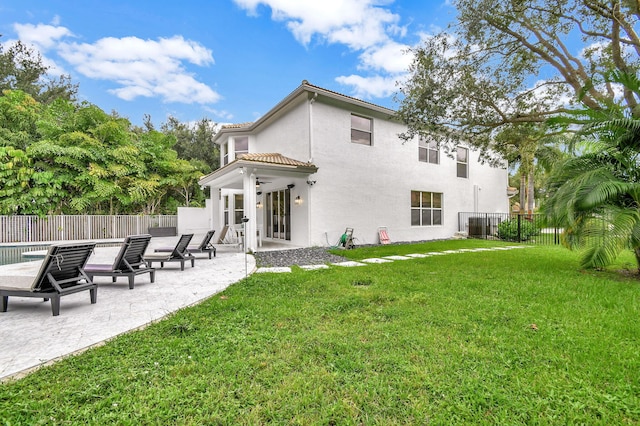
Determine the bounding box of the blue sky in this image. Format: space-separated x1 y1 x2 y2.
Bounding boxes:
1 1 455 127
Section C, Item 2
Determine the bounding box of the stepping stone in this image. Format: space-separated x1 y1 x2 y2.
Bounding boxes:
406 253 429 258
505 245 527 249
382 255 412 260
299 264 330 270
361 258 393 263
331 261 367 267
426 252 446 255
256 267 291 273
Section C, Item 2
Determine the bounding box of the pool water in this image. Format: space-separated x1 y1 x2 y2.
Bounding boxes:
0 245 51 266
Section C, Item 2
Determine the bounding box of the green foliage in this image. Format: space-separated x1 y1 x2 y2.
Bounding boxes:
0 37 219 215
497 217 540 241
546 83 640 271
0 91 217 215
396 0 640 162
0 39 77 104
0 90 40 143
161 116 219 171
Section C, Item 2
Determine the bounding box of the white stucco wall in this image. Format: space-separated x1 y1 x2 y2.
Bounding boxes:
304 100 508 246
177 202 211 235
206 89 509 249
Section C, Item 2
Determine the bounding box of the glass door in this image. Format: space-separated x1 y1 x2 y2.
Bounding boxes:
266 189 291 240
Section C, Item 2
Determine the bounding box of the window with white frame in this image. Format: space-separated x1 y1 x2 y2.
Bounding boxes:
234 136 249 158
411 191 443 226
419 138 439 164
234 193 244 224
222 141 229 166
456 147 468 178
223 195 229 225
351 114 372 145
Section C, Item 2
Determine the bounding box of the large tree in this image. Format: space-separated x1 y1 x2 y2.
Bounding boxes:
161 116 219 172
0 39 77 104
396 0 640 161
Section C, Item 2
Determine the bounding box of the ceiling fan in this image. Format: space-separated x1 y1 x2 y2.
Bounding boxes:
256 177 272 186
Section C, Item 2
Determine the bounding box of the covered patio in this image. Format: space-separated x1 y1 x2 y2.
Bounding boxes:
199 153 318 252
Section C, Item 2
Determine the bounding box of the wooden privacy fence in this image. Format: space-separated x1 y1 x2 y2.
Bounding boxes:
0 215 177 243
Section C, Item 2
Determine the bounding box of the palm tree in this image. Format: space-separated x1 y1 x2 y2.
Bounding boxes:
545 117 640 272
494 124 564 213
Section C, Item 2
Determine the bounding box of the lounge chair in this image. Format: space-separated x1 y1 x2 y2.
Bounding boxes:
0 242 97 316
154 230 216 259
84 234 155 290
143 234 196 270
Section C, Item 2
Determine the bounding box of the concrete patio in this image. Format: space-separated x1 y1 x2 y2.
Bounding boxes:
0 237 255 382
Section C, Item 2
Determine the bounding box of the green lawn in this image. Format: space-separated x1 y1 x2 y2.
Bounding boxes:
1 240 639 424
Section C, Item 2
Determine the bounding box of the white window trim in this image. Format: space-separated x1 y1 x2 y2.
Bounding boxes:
456 147 469 178
350 114 373 146
419 138 439 164
411 191 443 227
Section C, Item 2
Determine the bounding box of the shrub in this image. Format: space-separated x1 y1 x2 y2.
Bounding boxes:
497 217 540 241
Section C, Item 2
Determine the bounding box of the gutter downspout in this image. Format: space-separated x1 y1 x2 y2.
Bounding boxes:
308 92 317 163
308 92 317 247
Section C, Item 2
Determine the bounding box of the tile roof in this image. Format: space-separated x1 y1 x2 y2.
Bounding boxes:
221 122 253 129
237 153 315 167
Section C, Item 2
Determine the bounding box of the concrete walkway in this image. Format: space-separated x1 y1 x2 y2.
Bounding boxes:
0 237 254 381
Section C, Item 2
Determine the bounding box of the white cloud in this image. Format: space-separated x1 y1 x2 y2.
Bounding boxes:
234 0 400 49
204 107 235 121
13 22 72 50
334 74 400 99
234 0 412 100
10 22 221 105
56 35 220 104
358 41 412 73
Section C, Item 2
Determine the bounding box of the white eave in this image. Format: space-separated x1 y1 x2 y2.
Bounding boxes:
212 80 398 144
199 153 318 187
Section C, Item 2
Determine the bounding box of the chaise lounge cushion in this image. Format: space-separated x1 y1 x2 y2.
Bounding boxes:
84 234 155 289
0 242 98 316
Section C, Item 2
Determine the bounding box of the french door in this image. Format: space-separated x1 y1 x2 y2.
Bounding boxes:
265 189 291 240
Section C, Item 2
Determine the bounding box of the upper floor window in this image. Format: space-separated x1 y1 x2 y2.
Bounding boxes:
411 191 443 226
419 138 439 164
351 114 372 145
234 136 249 158
456 147 468 178
222 142 229 166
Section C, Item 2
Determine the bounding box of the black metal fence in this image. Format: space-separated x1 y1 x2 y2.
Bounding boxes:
458 212 563 245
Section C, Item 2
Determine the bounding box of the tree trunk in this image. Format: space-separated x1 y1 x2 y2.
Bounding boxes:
527 169 535 214
635 247 640 275
520 173 526 212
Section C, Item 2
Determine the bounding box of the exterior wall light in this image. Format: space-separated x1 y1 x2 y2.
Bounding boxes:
256 201 263 208
294 196 303 205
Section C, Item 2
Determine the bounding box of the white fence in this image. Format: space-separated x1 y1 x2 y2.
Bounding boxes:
0 215 177 243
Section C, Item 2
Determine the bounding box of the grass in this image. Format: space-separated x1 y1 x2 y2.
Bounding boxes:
1 240 639 424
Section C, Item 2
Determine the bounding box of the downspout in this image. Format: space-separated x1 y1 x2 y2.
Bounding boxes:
307 92 317 246
308 92 317 163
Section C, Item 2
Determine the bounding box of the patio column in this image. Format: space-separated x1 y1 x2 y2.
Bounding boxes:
208 185 221 235
242 169 258 252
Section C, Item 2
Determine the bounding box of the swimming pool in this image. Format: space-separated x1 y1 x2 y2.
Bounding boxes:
0 242 123 266
0 245 51 266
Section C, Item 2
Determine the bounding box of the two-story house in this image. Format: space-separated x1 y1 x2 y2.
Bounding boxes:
198 80 509 251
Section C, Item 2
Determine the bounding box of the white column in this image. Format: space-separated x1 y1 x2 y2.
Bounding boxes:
242 170 258 252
